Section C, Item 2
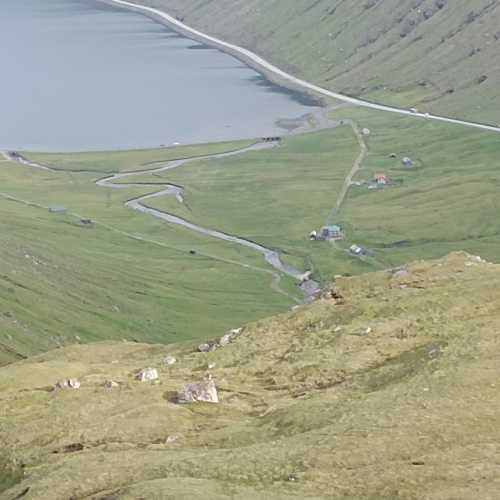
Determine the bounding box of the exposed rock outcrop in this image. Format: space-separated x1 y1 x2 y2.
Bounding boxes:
135 368 159 382
177 375 219 404
54 378 80 390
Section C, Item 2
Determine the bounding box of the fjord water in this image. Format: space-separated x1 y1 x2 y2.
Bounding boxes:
0 0 318 152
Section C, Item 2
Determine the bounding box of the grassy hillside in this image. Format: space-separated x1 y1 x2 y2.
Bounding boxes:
2 252 500 499
128 113 500 278
4 110 500 365
0 143 298 366
332 107 500 264
138 0 500 123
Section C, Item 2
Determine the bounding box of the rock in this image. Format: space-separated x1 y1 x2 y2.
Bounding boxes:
177 375 219 404
300 271 313 283
218 333 233 347
221 327 243 345
136 368 159 382
103 380 119 389
362 128 371 136
352 327 372 337
55 378 81 390
208 362 216 370
198 342 217 353
165 435 179 444
163 355 177 366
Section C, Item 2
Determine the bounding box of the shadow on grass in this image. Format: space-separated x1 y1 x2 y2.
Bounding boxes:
0 457 24 496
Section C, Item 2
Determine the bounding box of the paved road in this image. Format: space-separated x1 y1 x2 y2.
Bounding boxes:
108 0 500 136
0 147 306 301
97 142 307 281
0 151 50 170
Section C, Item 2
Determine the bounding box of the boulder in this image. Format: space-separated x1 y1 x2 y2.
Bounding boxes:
198 342 217 353
55 378 80 390
218 333 233 347
177 376 219 404
163 355 177 366
219 327 243 347
136 368 159 382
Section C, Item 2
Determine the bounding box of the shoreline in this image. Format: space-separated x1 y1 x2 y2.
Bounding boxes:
99 0 500 135
97 0 327 108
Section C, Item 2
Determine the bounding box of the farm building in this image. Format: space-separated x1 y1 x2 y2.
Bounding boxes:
48 206 67 214
320 224 343 240
402 157 414 167
373 174 387 185
368 174 388 190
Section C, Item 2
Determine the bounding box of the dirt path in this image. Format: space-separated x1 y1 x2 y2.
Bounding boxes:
336 121 367 213
106 0 500 136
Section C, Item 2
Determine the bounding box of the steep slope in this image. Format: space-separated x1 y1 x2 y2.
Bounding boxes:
2 252 500 499
135 0 500 123
0 142 295 367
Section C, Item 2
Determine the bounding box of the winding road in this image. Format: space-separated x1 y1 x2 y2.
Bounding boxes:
107 0 500 136
5 0 498 301
96 143 307 281
1 145 314 301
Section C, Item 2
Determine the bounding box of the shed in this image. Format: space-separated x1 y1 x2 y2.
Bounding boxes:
402 157 414 167
373 174 387 185
321 224 343 240
48 206 67 214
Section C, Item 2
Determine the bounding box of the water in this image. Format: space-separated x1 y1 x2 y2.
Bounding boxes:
0 0 319 152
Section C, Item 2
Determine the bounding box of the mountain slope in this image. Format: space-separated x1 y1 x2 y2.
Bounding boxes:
137 0 500 123
2 252 500 499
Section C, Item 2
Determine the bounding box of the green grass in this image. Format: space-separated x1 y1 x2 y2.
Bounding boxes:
4 107 500 367
139 113 500 280
146 127 375 282
2 253 500 499
0 143 300 366
331 107 500 267
27 140 254 173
